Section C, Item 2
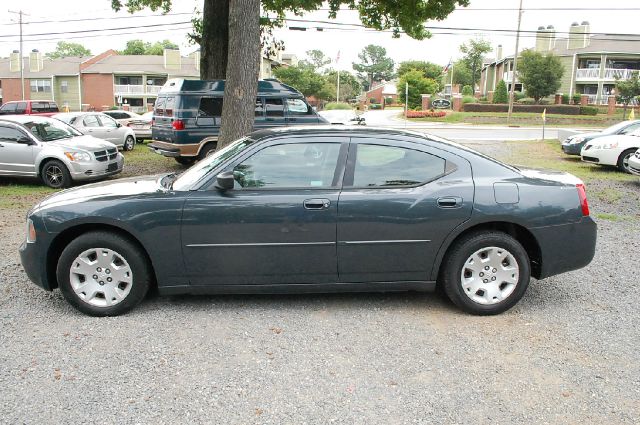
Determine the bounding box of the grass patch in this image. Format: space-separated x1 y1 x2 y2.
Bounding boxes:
405 111 622 127
594 213 634 222
0 182 57 209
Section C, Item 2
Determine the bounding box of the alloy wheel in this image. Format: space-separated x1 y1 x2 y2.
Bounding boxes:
45 165 63 187
460 246 519 305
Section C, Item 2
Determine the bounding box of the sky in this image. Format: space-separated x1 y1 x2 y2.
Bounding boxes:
0 0 638 70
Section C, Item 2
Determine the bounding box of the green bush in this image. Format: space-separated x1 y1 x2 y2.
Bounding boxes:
462 103 581 115
462 96 476 104
493 80 508 103
461 85 473 96
572 94 582 105
580 106 598 116
369 103 382 110
515 91 527 101
325 102 352 110
384 97 394 105
561 94 570 105
369 98 377 104
479 96 488 102
517 97 537 105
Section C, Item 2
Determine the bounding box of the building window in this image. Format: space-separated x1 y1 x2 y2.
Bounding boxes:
60 80 68 93
30 80 51 93
116 76 143 86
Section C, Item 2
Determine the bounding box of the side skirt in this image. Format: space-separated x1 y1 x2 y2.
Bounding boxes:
158 281 437 296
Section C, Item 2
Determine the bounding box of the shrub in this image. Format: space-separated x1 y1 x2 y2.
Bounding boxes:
397 70 439 109
324 102 352 110
561 94 570 105
369 103 382 110
462 103 581 115
406 110 447 118
462 96 476 104
572 94 582 105
515 91 527 101
384 97 394 105
580 106 598 116
369 97 377 104
461 85 473 96
493 80 508 103
479 96 488 102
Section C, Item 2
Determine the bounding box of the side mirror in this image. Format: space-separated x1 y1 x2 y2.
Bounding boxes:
214 170 235 191
16 136 33 145
116 122 122 128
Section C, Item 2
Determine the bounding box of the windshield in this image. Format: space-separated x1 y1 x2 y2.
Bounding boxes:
603 121 636 135
23 118 82 142
172 137 255 190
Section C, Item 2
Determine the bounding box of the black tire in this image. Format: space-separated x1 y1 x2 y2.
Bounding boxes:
175 157 196 166
123 135 136 151
56 231 152 316
440 231 531 315
41 159 71 189
198 142 217 160
617 148 636 173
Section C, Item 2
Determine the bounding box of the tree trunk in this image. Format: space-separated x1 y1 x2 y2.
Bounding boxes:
217 0 260 148
200 0 229 79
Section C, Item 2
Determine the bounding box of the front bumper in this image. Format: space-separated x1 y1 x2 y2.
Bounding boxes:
530 217 597 280
69 154 124 181
628 154 640 176
561 141 583 155
580 148 619 166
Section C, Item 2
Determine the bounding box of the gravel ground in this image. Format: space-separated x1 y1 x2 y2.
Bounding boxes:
1 141 639 424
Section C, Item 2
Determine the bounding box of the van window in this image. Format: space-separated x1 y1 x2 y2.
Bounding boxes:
155 97 166 116
48 102 59 113
165 97 175 116
255 98 265 117
16 102 27 114
265 98 284 117
286 98 312 115
199 97 223 117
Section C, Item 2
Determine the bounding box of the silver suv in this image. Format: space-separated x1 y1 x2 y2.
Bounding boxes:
0 115 124 188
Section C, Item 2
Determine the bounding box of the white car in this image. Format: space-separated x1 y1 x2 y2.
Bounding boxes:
126 111 153 141
628 149 640 176
581 130 640 173
54 112 137 151
102 110 142 126
318 109 366 126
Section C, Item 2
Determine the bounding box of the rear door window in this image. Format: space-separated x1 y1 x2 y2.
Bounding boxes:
265 98 284 117
164 97 176 116
83 115 101 127
16 102 27 114
48 102 59 113
199 97 223 117
286 98 312 115
31 102 47 113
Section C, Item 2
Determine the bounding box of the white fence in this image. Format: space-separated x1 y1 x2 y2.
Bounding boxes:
113 85 163 95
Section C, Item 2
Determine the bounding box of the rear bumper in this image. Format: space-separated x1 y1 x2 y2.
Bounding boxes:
628 155 640 176
148 141 202 158
530 217 597 279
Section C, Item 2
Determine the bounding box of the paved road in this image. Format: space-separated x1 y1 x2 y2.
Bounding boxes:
360 109 562 141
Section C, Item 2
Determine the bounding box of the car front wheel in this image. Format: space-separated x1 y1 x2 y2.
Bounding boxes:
56 231 151 316
617 149 636 173
123 135 135 151
441 231 531 315
41 159 71 188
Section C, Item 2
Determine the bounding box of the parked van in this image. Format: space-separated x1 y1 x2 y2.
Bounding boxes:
0 100 59 117
149 78 328 164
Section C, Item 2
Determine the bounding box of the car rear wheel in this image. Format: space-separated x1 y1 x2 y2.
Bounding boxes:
123 135 135 151
175 157 196 166
617 149 636 173
441 232 531 315
198 143 217 160
56 231 151 316
41 159 71 189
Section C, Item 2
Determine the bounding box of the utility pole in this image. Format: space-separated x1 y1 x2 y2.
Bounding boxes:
9 10 27 100
507 0 524 124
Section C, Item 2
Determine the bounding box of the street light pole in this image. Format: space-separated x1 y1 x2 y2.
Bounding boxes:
507 0 524 124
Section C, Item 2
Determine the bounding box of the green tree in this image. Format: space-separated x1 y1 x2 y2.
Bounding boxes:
397 70 438 109
493 80 508 103
322 70 362 102
459 38 491 89
112 0 469 147
122 39 146 55
451 59 473 87
517 49 564 103
122 39 179 55
352 44 395 89
461 85 473 96
273 66 325 98
45 41 91 59
397 60 444 91
615 72 640 119
300 49 331 70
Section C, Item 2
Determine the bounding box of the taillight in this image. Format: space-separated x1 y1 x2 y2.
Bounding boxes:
172 120 185 130
576 183 590 216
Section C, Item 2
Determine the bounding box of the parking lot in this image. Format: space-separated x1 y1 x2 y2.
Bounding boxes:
1 139 639 423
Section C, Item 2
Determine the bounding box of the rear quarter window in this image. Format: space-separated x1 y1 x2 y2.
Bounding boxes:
154 97 167 116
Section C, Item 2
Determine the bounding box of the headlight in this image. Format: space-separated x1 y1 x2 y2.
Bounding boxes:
26 218 36 243
64 151 92 162
569 137 585 144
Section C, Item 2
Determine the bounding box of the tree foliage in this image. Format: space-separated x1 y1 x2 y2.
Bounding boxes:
397 60 444 91
299 49 331 70
273 66 326 98
352 44 395 89
121 39 179 55
459 38 491 89
517 49 564 103
493 80 508 103
615 72 640 119
45 41 91 59
397 69 438 109
451 59 473 87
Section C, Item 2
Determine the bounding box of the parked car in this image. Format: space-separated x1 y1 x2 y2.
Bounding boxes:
102 110 142 126
562 120 640 155
0 100 59 117
627 149 640 176
19 127 596 317
0 115 123 188
149 78 329 165
432 99 451 109
581 129 640 173
126 111 153 141
318 109 366 125
54 112 137 151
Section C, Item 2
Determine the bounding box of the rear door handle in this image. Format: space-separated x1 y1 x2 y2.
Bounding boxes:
437 196 463 208
303 198 331 210
289 118 297 122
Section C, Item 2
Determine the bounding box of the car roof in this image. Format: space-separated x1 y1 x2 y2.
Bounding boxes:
2 99 55 104
0 115 56 124
249 126 435 143
104 110 137 114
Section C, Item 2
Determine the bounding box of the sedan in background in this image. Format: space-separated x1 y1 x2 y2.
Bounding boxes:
318 109 366 126
0 115 123 188
19 127 596 317
102 110 142 126
54 112 137 151
562 120 640 155
126 111 153 141
627 149 640 176
581 129 640 173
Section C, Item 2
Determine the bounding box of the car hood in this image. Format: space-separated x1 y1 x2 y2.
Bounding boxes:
48 135 117 151
517 167 583 186
568 132 601 141
34 174 166 212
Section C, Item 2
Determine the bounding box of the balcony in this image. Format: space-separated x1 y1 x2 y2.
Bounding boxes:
585 94 614 105
113 84 163 96
575 68 600 80
576 68 638 81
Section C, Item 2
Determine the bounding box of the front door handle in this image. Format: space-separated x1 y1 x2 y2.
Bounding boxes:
289 118 298 122
437 196 463 208
303 198 331 210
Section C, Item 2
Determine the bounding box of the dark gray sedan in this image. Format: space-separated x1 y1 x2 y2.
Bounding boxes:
20 127 597 316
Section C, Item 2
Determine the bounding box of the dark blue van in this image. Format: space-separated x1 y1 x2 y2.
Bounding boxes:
149 78 328 164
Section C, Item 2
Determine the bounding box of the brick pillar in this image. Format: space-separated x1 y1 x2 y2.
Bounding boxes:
607 95 616 115
421 94 431 111
452 84 461 95
487 91 494 103
580 94 589 106
554 94 563 105
452 95 463 112
123 104 130 112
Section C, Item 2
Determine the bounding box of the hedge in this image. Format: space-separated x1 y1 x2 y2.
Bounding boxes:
406 110 447 118
462 103 582 115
